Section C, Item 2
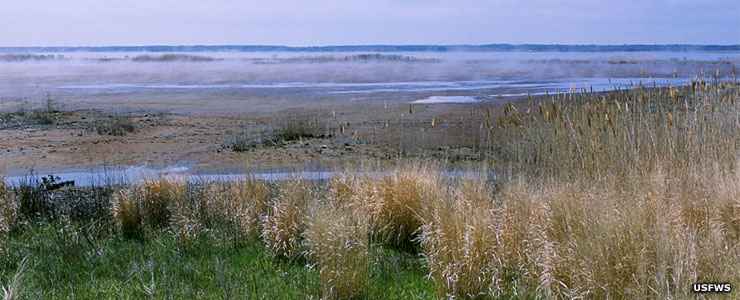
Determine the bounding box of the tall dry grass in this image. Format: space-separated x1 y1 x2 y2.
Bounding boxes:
419 171 740 299
169 178 272 244
417 82 740 298
261 179 313 258
419 179 502 299
490 82 739 182
304 203 370 300
367 164 442 250
113 177 273 241
112 178 185 238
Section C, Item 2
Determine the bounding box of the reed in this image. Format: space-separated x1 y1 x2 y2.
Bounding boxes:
489 82 740 182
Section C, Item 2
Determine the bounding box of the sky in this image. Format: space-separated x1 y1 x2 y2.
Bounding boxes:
1 0 739 46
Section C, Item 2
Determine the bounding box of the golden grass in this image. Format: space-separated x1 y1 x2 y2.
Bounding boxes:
304 203 370 299
170 178 272 244
419 179 500 299
490 82 740 182
367 163 442 250
416 82 740 298
114 177 273 241
261 179 312 258
223 178 272 237
418 169 740 299
112 178 185 238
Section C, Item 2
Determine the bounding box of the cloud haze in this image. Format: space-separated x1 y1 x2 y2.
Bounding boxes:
1 0 738 46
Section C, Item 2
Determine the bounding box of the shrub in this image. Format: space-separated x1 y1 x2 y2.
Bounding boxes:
261 180 312 258
304 204 370 300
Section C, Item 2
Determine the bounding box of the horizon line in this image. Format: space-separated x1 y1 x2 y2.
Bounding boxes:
2 43 740 52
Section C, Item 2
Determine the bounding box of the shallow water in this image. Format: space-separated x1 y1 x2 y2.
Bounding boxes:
3 165 492 187
56 77 691 101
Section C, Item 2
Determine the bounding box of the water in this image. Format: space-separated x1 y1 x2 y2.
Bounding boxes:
56 77 692 101
3 166 492 187
412 96 481 104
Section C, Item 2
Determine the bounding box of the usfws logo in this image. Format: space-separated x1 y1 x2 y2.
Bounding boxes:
692 283 732 294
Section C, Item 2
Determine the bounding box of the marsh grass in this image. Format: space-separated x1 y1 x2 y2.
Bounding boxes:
226 114 334 152
369 164 442 251
1 256 29 300
112 178 184 238
2 82 740 298
261 179 313 259
489 81 740 182
0 180 16 237
304 204 370 299
94 116 136 136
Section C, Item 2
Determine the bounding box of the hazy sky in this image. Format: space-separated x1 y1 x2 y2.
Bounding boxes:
1 0 738 46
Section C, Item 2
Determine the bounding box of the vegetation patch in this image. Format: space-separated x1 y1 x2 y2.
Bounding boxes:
93 116 137 136
2 83 739 298
131 54 219 62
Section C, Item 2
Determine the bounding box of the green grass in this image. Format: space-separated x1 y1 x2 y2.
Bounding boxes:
1 222 434 299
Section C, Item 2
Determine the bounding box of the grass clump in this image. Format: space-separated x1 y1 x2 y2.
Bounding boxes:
418 180 502 299
172 179 272 241
304 204 370 300
219 179 272 237
112 178 184 238
261 180 312 259
369 164 441 251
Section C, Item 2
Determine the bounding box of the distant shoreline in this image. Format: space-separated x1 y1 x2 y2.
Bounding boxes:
2 44 740 53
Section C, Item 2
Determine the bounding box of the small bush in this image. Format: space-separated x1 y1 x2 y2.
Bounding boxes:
305 204 370 300
261 180 312 258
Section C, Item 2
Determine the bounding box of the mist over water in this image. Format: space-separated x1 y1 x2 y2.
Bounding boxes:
0 50 737 113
